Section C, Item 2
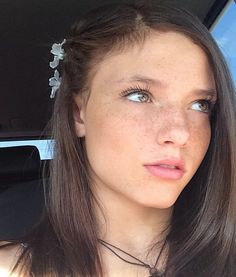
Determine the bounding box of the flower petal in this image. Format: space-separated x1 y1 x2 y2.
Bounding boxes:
49 57 59 69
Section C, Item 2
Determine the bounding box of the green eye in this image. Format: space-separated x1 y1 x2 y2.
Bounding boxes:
191 100 212 113
125 91 151 103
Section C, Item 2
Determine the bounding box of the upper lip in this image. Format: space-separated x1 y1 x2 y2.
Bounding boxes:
144 159 185 171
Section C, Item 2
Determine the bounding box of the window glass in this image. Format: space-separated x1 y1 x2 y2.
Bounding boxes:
211 0 236 85
0 139 54 160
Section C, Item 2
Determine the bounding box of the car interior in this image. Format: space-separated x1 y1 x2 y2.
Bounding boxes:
0 0 230 242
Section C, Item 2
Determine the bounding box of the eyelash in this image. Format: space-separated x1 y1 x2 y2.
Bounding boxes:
120 86 216 113
192 98 216 114
120 85 152 103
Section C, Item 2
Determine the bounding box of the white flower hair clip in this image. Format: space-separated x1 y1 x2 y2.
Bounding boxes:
49 39 66 98
49 70 61 99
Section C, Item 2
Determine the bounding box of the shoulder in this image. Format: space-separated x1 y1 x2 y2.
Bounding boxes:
0 242 25 277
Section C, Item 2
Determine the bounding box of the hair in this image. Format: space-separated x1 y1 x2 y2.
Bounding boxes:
14 1 236 276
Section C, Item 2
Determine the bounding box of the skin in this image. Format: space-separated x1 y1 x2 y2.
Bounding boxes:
0 242 23 276
73 31 216 276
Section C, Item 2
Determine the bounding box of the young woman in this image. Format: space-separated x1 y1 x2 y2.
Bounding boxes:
1 1 236 276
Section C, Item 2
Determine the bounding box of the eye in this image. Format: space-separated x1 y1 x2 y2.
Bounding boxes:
121 88 152 103
191 99 213 113
126 91 150 103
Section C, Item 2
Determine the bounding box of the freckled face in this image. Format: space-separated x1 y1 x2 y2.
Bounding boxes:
74 31 216 209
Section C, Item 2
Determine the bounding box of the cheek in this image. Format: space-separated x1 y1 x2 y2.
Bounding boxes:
192 115 211 144
188 117 211 166
84 107 134 165
84 103 153 175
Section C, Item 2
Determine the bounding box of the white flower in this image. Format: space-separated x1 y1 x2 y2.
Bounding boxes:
49 70 61 98
49 39 66 69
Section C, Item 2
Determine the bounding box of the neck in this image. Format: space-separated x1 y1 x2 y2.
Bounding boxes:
94 185 172 255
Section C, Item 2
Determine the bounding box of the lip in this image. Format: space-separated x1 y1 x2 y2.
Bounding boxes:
144 159 185 180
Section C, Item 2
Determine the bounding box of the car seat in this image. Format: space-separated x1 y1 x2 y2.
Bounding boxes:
0 146 45 241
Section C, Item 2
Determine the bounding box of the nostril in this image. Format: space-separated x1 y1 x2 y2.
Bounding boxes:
156 119 190 147
164 140 173 144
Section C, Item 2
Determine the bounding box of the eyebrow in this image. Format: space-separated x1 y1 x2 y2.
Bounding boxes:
193 89 217 99
116 74 164 87
116 74 217 98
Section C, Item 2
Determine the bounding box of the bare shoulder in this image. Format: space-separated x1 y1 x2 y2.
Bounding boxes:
0 242 24 277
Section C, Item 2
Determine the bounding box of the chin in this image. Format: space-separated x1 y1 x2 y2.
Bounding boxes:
136 194 179 210
147 201 176 210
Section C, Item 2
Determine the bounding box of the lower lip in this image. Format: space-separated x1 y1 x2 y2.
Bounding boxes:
144 165 184 180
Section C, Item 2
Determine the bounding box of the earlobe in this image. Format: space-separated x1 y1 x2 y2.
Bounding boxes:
73 100 86 138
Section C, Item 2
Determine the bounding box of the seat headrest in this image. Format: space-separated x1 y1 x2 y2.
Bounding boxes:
0 145 41 185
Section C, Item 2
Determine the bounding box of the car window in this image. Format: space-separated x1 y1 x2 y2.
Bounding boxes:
211 0 236 85
0 139 53 160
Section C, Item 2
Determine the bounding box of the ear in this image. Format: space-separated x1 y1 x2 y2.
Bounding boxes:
73 97 86 138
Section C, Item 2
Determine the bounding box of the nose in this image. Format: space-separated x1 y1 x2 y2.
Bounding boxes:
155 109 190 147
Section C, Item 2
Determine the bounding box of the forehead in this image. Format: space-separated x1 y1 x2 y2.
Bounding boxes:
89 31 215 92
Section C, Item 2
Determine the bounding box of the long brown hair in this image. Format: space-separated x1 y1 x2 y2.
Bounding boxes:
15 1 236 276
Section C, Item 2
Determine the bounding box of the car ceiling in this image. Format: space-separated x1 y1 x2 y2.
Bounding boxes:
0 0 228 140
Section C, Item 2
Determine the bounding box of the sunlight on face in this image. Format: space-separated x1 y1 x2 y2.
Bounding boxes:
74 31 216 209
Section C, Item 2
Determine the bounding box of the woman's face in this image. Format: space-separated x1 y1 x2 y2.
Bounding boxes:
74 31 216 209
